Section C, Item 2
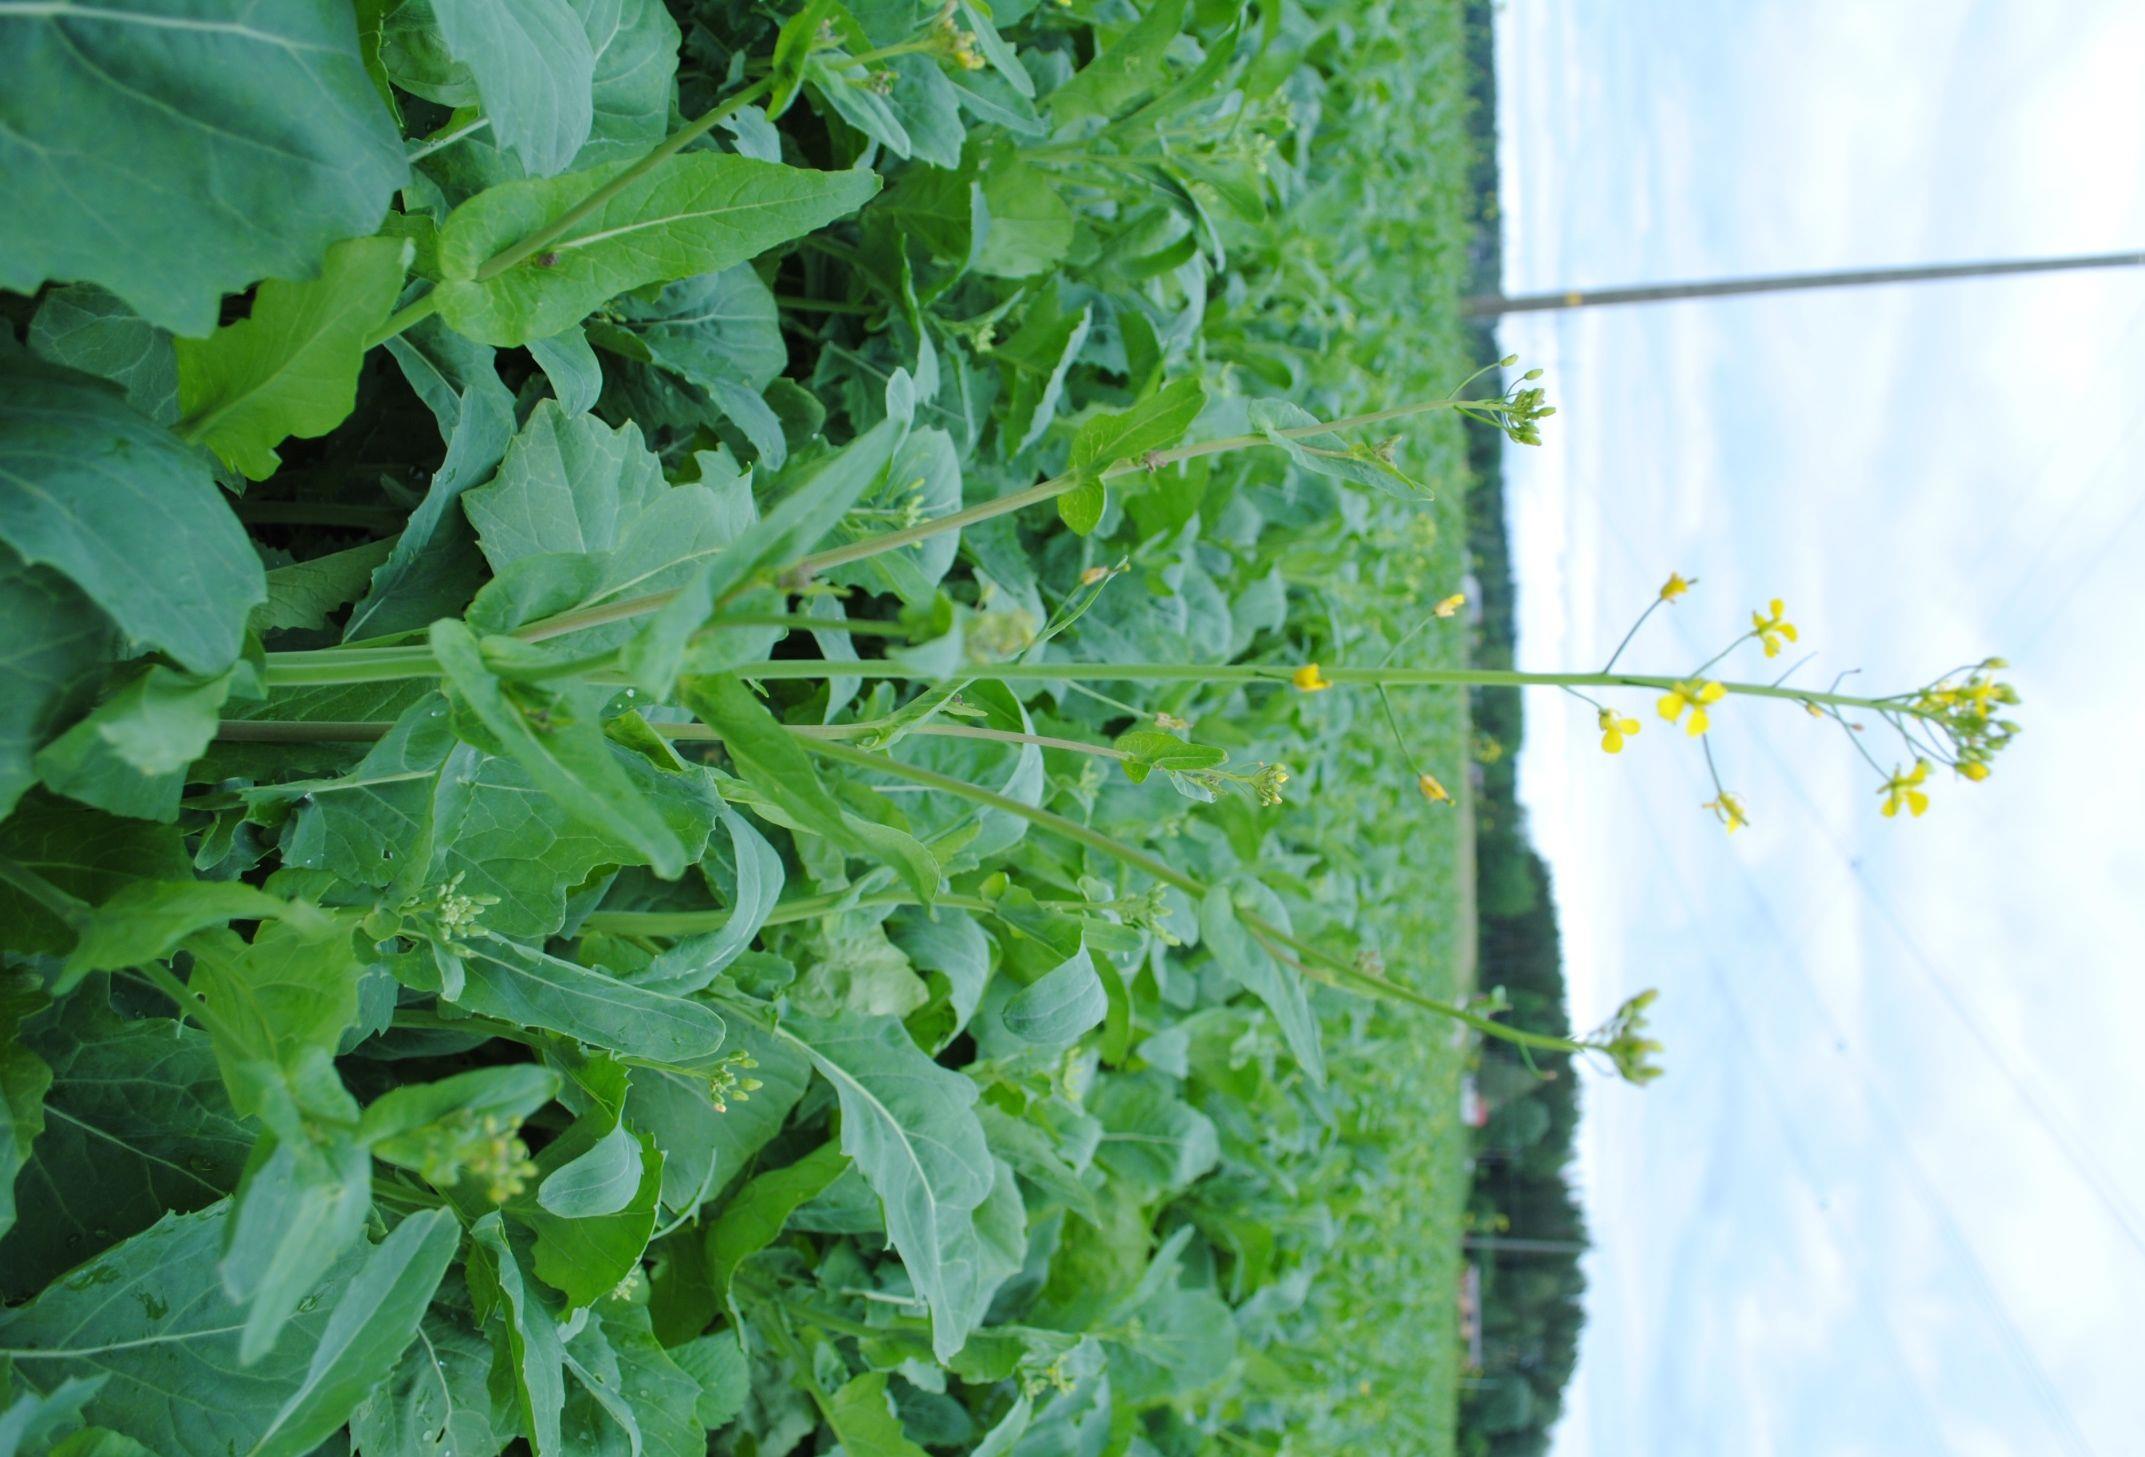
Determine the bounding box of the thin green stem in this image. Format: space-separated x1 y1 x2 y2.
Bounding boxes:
776 295 880 315
792 738 1581 1051
1600 599 1661 673
366 293 440 351
250 643 1919 722
582 891 998 938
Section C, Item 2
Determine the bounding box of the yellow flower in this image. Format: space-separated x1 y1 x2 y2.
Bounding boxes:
1750 598 1798 658
1597 708 1641 754
1958 676 2005 717
1657 678 1726 736
1880 760 1932 818
1659 572 1697 603
1959 760 1991 782
1702 793 1749 833
1434 593 1467 619
1291 663 1331 692
1418 771 1452 804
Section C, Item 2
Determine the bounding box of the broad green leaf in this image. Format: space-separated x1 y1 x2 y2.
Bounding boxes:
0 0 406 336
1059 377 1207 532
629 804 784 998
434 155 880 345
625 413 902 692
175 236 412 480
0 360 264 674
577 0 683 167
360 1066 560 1154
794 915 929 1018
1047 0 1190 125
0 547 113 819
776 1011 994 1359
669 1334 748 1430
679 673 939 904
268 695 721 941
1000 951 1107 1048
247 1209 460 1457
516 1058 662 1309
575 1307 705 1457
1107 1277 1237 1409
625 1020 809 1214
928 1156 1027 1358
1091 1074 1218 1199
974 162 1072 279
221 1090 372 1363
468 1214 566 1456
0 1375 104 1457
999 301 1091 458
27 285 177 424
350 321 516 639
536 1124 644 1217
524 1124 662 1308
825 1372 929 1457
1111 726 1227 784
0 1002 250 1300
431 0 595 176
59 879 317 993
255 538 397 634
0 1201 371 1457
865 167 983 280
448 934 727 1066
526 325 603 414
0 975 51 1244
605 265 787 392
34 664 237 824
0 793 191 956
1197 884 1325 1084
703 1139 848 1302
189 918 367 1081
462 402 668 568
348 1301 508 1457
432 621 689 877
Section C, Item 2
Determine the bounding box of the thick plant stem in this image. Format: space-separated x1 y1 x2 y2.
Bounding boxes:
214 715 1126 763
250 645 1915 719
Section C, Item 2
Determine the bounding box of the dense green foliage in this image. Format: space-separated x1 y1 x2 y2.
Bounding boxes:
1 0 1499 1452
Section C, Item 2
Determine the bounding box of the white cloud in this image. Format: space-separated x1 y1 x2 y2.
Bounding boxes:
1496 3 2145 1453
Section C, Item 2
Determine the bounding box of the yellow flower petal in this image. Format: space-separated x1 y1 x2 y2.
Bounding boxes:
1659 694 1686 722
1696 681 1726 704
1686 707 1710 736
1291 664 1330 692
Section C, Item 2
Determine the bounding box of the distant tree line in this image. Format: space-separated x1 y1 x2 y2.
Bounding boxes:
1455 293 1590 1455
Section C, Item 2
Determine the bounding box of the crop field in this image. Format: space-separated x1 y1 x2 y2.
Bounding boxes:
0 0 1498 1453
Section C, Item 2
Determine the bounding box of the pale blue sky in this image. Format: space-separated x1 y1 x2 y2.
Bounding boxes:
1493 3 2145 1453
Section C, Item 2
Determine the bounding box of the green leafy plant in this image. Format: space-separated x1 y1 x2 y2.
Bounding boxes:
0 1 2012 1453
